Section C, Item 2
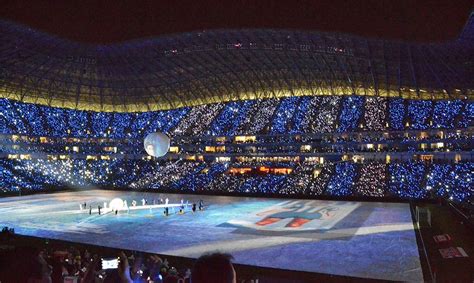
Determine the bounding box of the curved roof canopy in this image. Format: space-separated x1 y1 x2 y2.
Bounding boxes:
1 19 473 112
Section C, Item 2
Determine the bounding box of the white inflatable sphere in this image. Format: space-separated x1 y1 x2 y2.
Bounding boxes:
144 132 170 157
109 198 124 211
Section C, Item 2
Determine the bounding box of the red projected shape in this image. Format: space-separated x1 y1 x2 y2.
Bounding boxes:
256 217 281 226
286 218 311 228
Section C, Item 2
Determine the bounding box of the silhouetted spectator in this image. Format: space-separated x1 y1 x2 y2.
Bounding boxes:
191 253 236 283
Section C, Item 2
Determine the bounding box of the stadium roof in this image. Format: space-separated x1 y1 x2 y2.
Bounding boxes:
0 17 473 112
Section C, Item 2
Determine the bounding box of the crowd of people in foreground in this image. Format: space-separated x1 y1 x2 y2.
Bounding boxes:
0 228 238 283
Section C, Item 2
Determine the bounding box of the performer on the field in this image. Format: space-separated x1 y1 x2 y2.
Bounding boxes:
198 200 204 211
98 205 102 215
192 203 197 213
89 205 92 215
163 207 169 216
124 200 130 213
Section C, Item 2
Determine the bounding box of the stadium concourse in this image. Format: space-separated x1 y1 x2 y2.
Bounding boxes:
1 12 474 283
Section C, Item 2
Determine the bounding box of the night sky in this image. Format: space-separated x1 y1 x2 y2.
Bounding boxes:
1 0 472 43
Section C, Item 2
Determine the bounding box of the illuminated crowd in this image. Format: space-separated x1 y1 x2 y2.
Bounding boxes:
172 104 222 136
355 163 386 197
1 96 472 139
0 95 472 204
337 96 365 132
1 157 472 203
364 97 387 131
304 96 341 133
271 97 300 134
240 99 280 134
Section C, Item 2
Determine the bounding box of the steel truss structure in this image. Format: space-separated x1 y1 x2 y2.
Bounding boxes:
0 14 473 112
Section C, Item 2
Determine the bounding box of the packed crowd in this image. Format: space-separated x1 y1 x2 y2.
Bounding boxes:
408 100 433 129
0 95 472 206
303 96 341 133
1 96 472 140
238 99 280 134
271 96 300 134
171 104 223 137
337 96 365 132
1 158 472 204
364 96 387 131
209 101 254 136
